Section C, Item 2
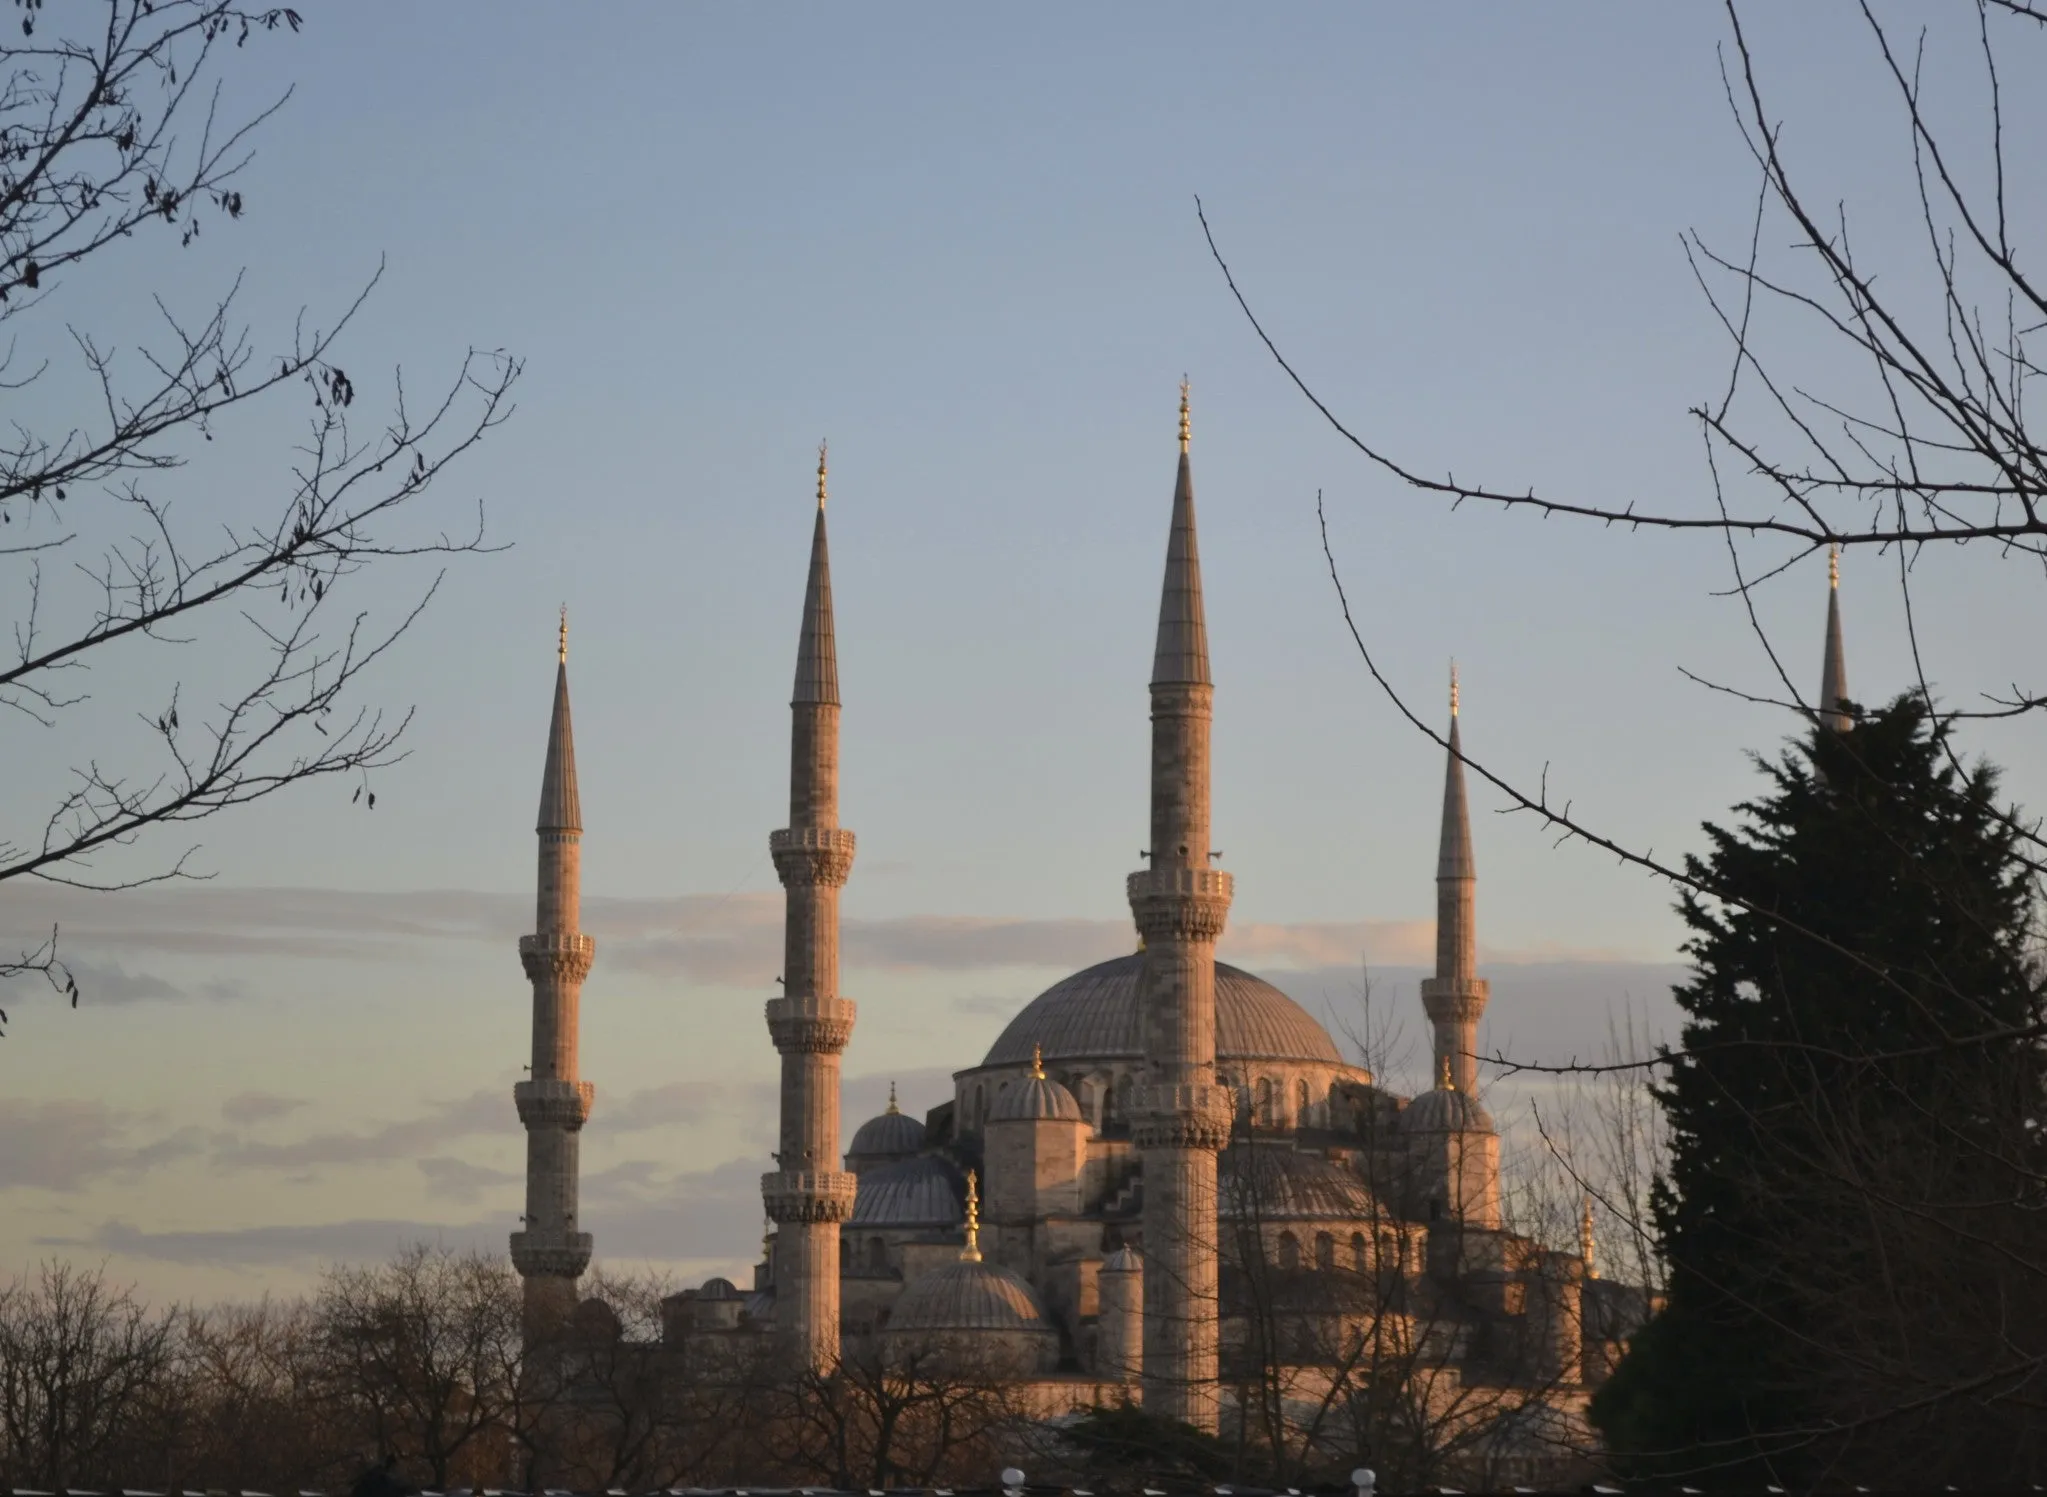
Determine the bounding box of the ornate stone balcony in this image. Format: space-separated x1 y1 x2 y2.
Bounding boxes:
513 1078 595 1129
764 994 857 1053
518 931 596 983
761 1168 858 1224
1126 866 1234 941
770 825 856 888
509 1230 593 1278
1131 1079 1234 1152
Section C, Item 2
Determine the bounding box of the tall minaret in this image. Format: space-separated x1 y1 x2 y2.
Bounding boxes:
510 610 597 1341
761 444 858 1372
1420 665 1489 1096
1818 545 1851 734
1127 383 1234 1433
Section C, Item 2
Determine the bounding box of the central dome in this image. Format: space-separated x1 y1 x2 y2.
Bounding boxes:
981 953 1343 1069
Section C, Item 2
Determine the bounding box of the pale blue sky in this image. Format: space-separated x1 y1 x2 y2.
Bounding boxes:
3 3 2041 1301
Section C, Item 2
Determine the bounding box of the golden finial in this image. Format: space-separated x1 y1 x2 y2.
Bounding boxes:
1178 377 1191 453
961 1169 983 1262
1031 1043 1045 1080
816 440 828 509
1581 1195 1599 1279
886 1080 899 1116
558 605 568 664
1450 660 1459 718
1438 1051 1456 1091
1828 543 1839 589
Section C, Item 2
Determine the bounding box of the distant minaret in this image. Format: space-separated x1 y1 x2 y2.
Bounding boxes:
510 609 597 1341
1128 383 1234 1433
1421 665 1489 1096
761 445 858 1372
1818 545 1851 734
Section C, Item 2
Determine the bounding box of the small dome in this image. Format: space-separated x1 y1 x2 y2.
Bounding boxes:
886 1258 1053 1333
1102 1245 1142 1274
1402 1086 1496 1135
849 1101 926 1160
850 1154 964 1227
697 1276 740 1301
990 1070 1084 1124
1221 1146 1380 1222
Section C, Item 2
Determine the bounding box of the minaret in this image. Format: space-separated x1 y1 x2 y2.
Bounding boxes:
1581 1195 1599 1279
1420 665 1489 1096
1818 545 1851 733
761 444 858 1372
1127 383 1234 1432
510 609 597 1341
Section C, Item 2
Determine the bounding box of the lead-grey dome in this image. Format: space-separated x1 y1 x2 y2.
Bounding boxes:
981 953 1342 1068
1221 1146 1380 1221
848 1105 926 1160
885 1258 1054 1333
1401 1087 1496 1135
990 1071 1084 1124
850 1154 963 1227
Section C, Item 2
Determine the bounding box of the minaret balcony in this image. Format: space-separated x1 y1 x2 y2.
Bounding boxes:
518 931 596 983
509 1230 593 1278
761 1168 857 1224
1420 976 1490 1022
765 994 857 1054
1131 1081 1234 1152
770 825 856 887
1126 867 1234 942
514 1078 595 1128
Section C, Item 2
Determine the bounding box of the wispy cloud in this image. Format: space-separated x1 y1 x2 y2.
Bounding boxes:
221 1092 308 1127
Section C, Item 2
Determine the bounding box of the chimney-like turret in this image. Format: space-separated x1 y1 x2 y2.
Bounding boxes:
761 446 858 1372
1819 545 1851 734
1420 666 1489 1096
1126 384 1234 1432
510 611 597 1342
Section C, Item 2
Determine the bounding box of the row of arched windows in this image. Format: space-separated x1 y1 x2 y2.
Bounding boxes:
1271 1227 1405 1274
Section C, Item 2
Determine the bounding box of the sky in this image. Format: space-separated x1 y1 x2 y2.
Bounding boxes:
3 2 2042 1305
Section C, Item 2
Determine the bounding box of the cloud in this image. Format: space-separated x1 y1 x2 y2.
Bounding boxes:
417 1156 522 1204
213 1089 506 1170
0 1100 134 1190
60 1216 504 1267
1 955 184 1005
221 1091 307 1127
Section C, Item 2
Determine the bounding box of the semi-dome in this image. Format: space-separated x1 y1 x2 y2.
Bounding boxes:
981 953 1343 1069
885 1258 1053 1333
990 1066 1084 1124
848 1093 927 1160
1221 1146 1380 1221
850 1154 963 1228
1401 1086 1496 1135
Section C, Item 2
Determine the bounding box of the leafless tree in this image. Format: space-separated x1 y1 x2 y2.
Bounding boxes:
0 1260 180 1488
0 1 519 1026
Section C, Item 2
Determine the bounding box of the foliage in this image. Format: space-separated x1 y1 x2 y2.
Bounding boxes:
1592 697 2047 1483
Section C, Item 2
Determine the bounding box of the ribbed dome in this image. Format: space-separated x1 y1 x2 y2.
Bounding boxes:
886 1258 1054 1333
697 1276 740 1301
1402 1086 1496 1135
850 1154 963 1227
981 954 1342 1068
990 1072 1084 1124
1102 1245 1142 1274
849 1106 926 1159
1221 1146 1380 1221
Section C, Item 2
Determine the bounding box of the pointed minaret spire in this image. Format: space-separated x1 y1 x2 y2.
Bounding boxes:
1129 381 1234 1433
764 452 858 1374
512 616 597 1343
1152 381 1211 689
1421 663 1488 1098
1819 545 1851 734
1581 1195 1600 1279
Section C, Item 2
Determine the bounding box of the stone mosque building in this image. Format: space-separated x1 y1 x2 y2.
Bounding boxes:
505 391 1853 1443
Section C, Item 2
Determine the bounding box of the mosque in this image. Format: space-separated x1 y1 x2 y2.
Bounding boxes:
504 390 1849 1448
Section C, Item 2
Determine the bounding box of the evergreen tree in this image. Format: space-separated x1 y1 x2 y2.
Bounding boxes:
1591 696 2047 1485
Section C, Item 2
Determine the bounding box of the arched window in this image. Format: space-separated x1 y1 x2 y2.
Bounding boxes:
1378 1229 1398 1273
1277 1230 1300 1271
1315 1231 1335 1271
1351 1232 1369 1272
1255 1077 1276 1128
974 1083 985 1126
1114 1072 1135 1122
868 1236 887 1273
1296 1078 1313 1126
